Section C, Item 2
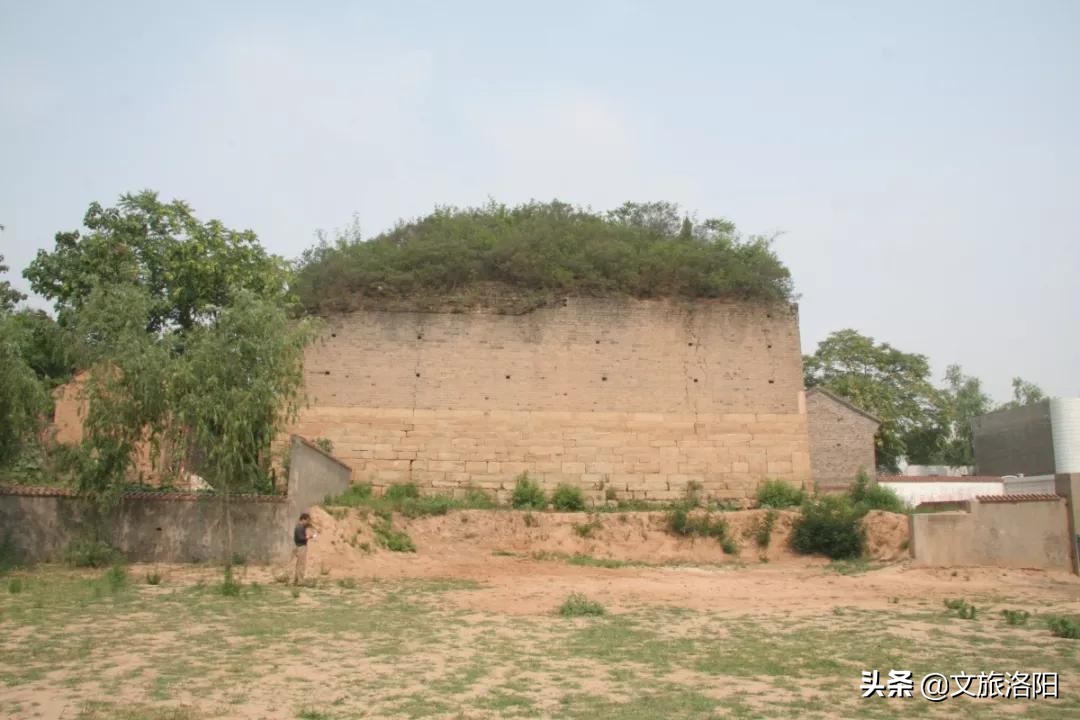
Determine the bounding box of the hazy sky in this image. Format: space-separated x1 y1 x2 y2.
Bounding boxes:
2 1 1077 402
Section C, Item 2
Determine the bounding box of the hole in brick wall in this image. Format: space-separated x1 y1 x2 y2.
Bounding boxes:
768 379 775 384
417 334 423 340
595 339 600 344
693 378 699 383
330 333 337 338
767 344 773 349
505 374 511 379
415 372 421 378
602 376 607 381
324 370 331 375
688 342 694 346
766 313 773 318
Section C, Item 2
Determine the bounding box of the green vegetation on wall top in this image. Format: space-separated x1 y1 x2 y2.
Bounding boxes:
292 200 795 313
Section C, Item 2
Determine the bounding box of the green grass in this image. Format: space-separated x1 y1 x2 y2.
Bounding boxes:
558 593 606 617
325 482 498 518
3 567 1078 719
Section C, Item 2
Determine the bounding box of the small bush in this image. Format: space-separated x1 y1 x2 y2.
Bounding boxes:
218 565 242 597
720 537 740 555
64 537 119 568
512 474 547 510
374 520 415 552
313 437 335 454
1002 609 1030 626
683 481 703 508
462 487 496 509
384 483 421 502
105 563 128 592
0 532 16 574
325 484 373 507
666 508 728 541
145 571 162 586
552 484 587 511
755 509 778 548
1048 616 1080 639
573 520 602 538
558 593 606 617
944 598 977 619
755 479 805 509
400 494 454 518
8 577 23 594
791 495 864 559
230 552 247 567
337 578 358 589
604 485 618 502
849 471 906 515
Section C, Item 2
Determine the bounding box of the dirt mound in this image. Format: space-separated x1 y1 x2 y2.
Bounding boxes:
861 510 911 561
301 507 911 576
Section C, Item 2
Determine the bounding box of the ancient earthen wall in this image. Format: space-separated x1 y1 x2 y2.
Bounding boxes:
287 298 810 502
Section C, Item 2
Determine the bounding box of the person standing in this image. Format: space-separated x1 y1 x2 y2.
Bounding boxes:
293 512 316 585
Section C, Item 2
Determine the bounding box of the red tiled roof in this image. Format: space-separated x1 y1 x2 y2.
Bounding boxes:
975 493 1062 504
0 485 287 503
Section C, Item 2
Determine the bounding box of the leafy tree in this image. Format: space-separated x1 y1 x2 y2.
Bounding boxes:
804 329 942 472
998 377 1047 410
936 364 992 466
5 309 74 388
24 191 292 331
1 253 27 313
0 315 49 467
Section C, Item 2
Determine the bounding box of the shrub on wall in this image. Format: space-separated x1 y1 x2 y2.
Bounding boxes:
511 474 547 510
755 479 805 508
551 483 586 511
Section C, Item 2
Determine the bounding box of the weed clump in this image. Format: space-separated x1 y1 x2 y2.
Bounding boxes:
791 495 864 559
7 577 22 594
145 571 162 586
666 507 728 541
1001 609 1030 626
849 471 907 514
512 474 547 510
754 509 778 548
573 518 603 538
64 537 119 568
755 479 805 509
558 592 606 617
944 598 977 620
552 483 586 511
1048 616 1080 639
218 565 242 597
373 520 415 553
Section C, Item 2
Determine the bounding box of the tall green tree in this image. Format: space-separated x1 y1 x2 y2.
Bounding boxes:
998 377 1047 410
803 329 942 472
0 253 26 312
24 191 292 331
937 364 993 466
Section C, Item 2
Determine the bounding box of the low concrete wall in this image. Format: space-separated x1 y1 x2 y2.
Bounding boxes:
911 495 1071 570
880 476 1003 506
0 435 351 565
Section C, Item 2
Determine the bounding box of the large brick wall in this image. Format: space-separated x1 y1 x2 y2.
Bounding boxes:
287 298 811 502
805 388 879 489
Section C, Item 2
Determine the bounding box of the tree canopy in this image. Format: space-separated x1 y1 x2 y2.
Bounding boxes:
293 200 795 314
24 191 293 331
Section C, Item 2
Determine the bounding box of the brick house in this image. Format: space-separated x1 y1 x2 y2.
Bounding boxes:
805 387 880 491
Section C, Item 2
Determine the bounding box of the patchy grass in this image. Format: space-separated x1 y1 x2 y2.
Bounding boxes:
558 593 606 617
2 566 1078 719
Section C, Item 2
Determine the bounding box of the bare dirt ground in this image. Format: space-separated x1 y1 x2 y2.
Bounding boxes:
2 508 1079 720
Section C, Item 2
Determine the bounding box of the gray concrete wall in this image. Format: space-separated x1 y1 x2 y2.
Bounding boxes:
0 435 352 565
287 435 353 513
911 496 1071 570
1054 473 1080 573
972 401 1056 476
